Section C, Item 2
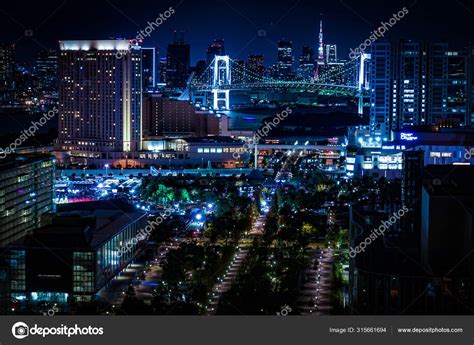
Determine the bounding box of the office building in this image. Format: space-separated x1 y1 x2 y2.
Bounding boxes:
447 49 469 127
0 154 55 247
158 56 167 84
0 44 16 106
166 31 190 89
35 50 58 94
369 41 451 137
141 47 157 90
55 40 143 158
275 39 294 79
246 55 265 78
325 44 337 63
206 39 225 65
350 165 474 314
142 95 219 137
347 126 474 179
318 62 344 85
139 136 249 168
297 46 315 81
5 200 147 313
421 166 474 274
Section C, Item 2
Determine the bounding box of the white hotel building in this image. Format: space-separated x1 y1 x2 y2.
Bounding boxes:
55 40 142 163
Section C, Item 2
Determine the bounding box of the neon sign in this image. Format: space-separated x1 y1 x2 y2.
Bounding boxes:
400 133 418 141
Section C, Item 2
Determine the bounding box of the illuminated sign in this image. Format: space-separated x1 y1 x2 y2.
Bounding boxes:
400 133 418 141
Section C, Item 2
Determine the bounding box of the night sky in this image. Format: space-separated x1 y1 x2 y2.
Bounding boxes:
1 0 474 66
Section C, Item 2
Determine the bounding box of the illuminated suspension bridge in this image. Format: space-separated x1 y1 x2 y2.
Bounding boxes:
183 54 371 113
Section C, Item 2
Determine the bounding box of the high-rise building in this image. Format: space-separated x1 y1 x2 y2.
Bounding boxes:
369 41 451 137
206 39 225 65
0 44 16 106
297 46 315 81
194 60 207 78
325 44 337 63
35 50 58 94
141 47 157 90
369 42 392 137
0 154 55 247
158 56 167 84
318 62 344 85
55 40 143 156
166 31 190 89
275 39 294 80
231 59 245 84
142 95 219 137
402 150 424 239
446 49 469 127
246 55 265 78
421 166 474 274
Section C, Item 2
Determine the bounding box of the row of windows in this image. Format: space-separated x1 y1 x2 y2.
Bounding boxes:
196 147 245 154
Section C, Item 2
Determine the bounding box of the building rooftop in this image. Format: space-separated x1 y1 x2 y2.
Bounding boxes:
59 40 134 51
10 200 146 249
0 154 53 173
184 136 244 144
423 165 474 197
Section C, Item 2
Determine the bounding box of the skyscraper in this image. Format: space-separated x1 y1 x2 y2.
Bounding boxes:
35 49 58 95
275 39 294 80
297 46 315 80
206 39 225 65
55 40 143 157
369 41 451 137
158 56 167 84
0 44 15 106
325 44 337 63
246 55 265 77
446 49 468 127
369 42 392 137
318 62 345 85
0 154 55 247
141 47 157 90
166 31 190 89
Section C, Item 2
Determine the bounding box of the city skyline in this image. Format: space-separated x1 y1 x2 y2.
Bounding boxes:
1 0 474 66
2 2 474 344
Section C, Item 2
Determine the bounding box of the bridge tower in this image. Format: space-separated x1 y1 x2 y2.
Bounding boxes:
212 55 231 110
357 53 371 115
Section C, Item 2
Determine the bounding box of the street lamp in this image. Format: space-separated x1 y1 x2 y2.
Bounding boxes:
105 164 109 176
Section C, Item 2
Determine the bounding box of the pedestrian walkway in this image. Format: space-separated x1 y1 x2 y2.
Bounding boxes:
297 247 334 315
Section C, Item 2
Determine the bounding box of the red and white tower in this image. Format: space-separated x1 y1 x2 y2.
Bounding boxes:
315 17 325 80
318 19 324 65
